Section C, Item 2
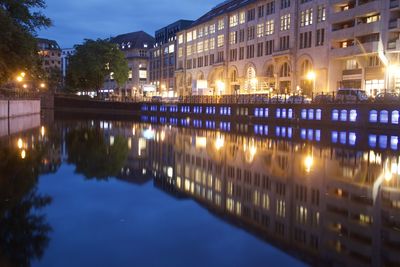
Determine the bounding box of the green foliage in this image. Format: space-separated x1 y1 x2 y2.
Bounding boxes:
0 0 52 85
0 145 52 266
66 39 129 93
66 128 129 179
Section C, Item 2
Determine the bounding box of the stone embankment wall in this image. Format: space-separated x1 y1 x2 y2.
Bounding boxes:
0 100 41 118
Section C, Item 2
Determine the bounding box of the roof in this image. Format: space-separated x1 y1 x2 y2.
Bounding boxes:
36 38 61 50
190 0 257 28
111 31 155 49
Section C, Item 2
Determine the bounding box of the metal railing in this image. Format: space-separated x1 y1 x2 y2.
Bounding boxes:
0 88 41 100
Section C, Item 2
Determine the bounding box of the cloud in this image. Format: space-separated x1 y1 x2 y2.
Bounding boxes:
38 0 219 47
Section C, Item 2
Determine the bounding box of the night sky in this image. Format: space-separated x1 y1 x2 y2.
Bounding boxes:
38 0 220 48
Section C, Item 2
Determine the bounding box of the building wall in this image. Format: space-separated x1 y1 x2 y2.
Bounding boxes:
175 0 400 96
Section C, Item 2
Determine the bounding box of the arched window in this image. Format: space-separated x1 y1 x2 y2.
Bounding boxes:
244 66 257 91
266 65 274 77
186 74 192 87
230 69 238 82
280 63 290 77
392 110 399 124
380 110 389 124
300 60 312 76
369 110 378 123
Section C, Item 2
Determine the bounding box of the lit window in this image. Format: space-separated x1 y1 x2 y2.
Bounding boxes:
230 14 238 27
218 19 225 30
239 12 245 24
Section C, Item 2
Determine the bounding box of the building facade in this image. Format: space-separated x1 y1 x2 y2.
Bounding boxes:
61 48 75 84
37 38 62 76
102 31 154 97
175 0 400 97
149 20 193 97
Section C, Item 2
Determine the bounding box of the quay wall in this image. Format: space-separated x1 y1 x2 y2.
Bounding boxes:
141 102 400 130
54 96 141 116
0 100 41 118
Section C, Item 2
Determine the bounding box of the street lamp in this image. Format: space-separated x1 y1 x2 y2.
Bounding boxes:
387 64 400 92
216 80 225 95
307 71 316 95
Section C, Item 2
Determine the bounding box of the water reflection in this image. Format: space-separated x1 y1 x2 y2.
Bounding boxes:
66 127 129 180
0 126 54 267
140 124 400 267
2 118 400 266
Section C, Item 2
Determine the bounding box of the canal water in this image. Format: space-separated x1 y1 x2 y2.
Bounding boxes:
1 117 399 267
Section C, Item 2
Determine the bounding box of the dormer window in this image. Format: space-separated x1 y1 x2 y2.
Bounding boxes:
144 43 148 48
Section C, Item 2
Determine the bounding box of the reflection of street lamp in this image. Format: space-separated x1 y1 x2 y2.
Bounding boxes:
307 71 316 94
304 155 314 173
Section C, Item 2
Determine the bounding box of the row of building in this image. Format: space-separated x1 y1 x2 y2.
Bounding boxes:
39 0 400 97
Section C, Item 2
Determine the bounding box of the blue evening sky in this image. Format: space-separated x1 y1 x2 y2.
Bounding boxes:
38 0 221 48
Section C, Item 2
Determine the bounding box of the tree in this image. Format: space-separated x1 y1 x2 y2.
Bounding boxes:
66 39 129 95
66 128 129 179
0 0 52 85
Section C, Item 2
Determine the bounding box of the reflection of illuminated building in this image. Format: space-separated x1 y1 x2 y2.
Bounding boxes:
145 126 400 267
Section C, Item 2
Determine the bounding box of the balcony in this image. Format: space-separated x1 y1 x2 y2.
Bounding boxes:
389 18 400 32
331 26 355 41
343 69 362 76
357 0 381 15
355 21 381 36
331 41 380 58
387 39 400 50
390 0 400 9
330 9 356 25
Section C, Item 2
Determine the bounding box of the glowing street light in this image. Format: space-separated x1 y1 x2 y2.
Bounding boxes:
40 83 46 89
23 84 28 89
16 76 23 82
216 80 225 95
307 71 316 94
215 135 225 150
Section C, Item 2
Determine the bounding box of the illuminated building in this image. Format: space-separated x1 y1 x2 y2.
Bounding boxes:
175 0 400 96
149 20 193 97
102 31 154 97
37 38 62 79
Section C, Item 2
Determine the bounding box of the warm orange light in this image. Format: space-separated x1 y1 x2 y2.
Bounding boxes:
17 138 23 149
23 84 28 89
16 76 23 82
304 155 314 173
40 83 46 88
21 150 26 159
307 71 316 81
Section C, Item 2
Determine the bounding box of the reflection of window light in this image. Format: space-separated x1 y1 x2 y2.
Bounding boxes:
390 136 398 150
349 132 356 146
301 129 307 139
276 127 281 136
340 132 347 144
379 135 388 149
369 135 377 148
332 131 338 143
308 129 314 141
288 127 293 138
316 130 321 141
110 136 115 146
